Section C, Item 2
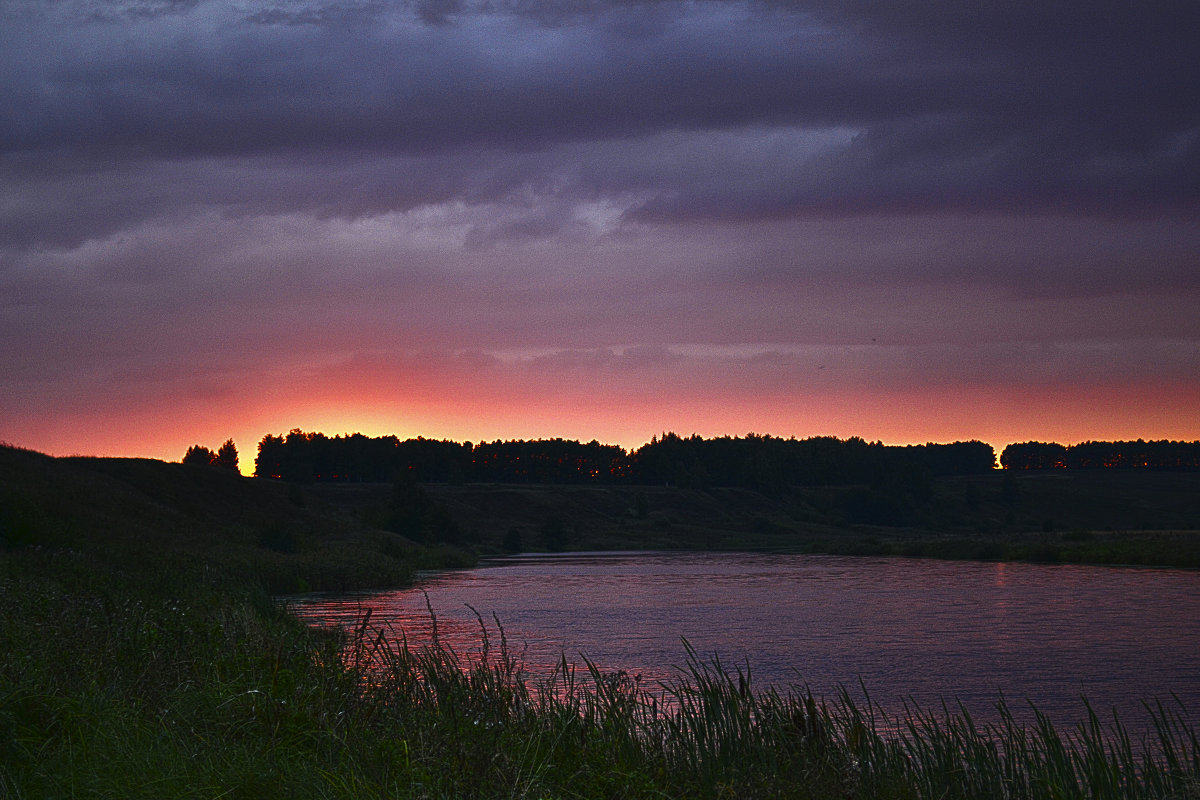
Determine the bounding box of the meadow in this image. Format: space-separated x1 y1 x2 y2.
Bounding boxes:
3 443 1199 798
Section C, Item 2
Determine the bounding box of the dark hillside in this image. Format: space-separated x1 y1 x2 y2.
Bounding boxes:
311 469 1200 566
423 483 844 551
970 469 1200 532
0 444 458 592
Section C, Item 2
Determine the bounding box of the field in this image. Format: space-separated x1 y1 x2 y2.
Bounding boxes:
3 443 1199 798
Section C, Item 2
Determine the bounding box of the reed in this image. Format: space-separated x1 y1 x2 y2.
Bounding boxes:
337 609 1200 799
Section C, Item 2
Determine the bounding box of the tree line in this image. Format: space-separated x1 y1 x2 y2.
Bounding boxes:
251 430 996 489
1000 439 1200 470
182 439 239 472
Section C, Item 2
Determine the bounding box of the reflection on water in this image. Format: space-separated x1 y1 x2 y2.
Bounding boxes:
288 552 1200 728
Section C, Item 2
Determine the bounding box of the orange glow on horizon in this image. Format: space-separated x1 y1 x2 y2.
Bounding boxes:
9 375 1199 477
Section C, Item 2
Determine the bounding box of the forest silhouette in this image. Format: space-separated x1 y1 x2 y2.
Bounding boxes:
1000 439 1200 470
248 431 1200 490
251 430 998 490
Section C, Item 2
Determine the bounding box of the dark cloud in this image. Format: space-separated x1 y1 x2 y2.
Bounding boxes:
3 0 1198 457
3 0 1196 213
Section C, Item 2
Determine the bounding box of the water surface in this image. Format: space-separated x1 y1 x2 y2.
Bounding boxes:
289 552 1200 727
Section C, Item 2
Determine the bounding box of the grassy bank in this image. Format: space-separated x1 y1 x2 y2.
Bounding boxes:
4 543 1199 798
0 443 458 796
3 444 1199 797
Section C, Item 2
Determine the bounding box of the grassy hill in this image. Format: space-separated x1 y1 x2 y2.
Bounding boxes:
0 443 470 593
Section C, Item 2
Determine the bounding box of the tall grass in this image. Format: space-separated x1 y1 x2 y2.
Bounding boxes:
341 608 1200 799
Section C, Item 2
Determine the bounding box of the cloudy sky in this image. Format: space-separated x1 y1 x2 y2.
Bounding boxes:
3 0 1198 470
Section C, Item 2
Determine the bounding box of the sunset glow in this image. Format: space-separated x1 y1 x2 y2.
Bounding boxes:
3 2 1198 470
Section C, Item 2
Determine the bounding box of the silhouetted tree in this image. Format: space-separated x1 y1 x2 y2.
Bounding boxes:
182 445 214 466
254 434 286 479
183 440 239 472
213 439 239 472
183 441 240 472
1001 442 1069 470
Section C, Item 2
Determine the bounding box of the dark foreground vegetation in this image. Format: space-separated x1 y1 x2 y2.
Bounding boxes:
4 443 1200 797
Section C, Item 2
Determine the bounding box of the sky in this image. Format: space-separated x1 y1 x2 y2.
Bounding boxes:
2 0 1198 473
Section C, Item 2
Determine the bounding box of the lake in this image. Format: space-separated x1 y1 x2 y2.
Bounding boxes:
288 551 1200 729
